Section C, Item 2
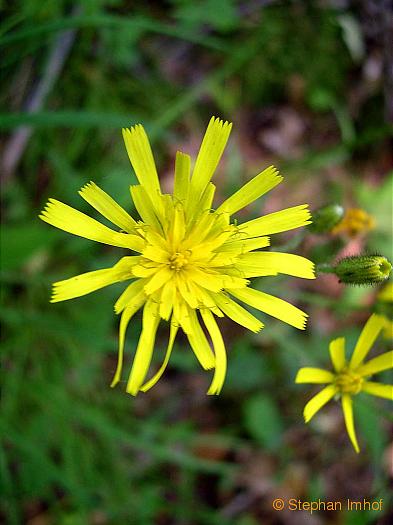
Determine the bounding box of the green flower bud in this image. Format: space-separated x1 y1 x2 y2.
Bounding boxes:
334 255 392 285
309 204 344 234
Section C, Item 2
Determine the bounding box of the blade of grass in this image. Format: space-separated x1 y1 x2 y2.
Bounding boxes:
0 110 137 128
0 14 228 52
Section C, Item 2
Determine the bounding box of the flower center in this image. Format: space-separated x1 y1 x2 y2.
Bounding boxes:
335 369 364 395
169 252 189 272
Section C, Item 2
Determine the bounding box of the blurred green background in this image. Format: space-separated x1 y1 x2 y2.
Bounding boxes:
1 1 392 524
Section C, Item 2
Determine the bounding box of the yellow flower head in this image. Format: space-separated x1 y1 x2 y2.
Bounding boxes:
331 207 375 237
296 314 393 452
40 117 315 395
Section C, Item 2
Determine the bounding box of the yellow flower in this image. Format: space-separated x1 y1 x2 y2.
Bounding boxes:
296 314 393 452
40 117 314 395
331 208 375 237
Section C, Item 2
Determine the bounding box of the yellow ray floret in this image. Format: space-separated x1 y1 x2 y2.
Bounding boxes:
40 198 144 251
174 151 191 203
239 204 312 237
190 116 232 204
110 290 146 388
216 166 282 216
349 313 385 368
40 116 315 395
79 181 137 232
122 124 161 199
236 252 315 279
329 337 346 372
126 300 161 395
140 321 179 392
51 256 140 303
230 287 308 330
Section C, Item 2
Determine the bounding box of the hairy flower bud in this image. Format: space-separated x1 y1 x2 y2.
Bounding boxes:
309 204 344 234
334 255 392 285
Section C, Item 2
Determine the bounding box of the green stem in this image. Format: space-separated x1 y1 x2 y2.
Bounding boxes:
316 263 335 274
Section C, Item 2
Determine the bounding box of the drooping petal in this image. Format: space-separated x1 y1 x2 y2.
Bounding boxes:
361 382 393 400
329 337 346 372
295 367 335 384
51 256 138 303
239 205 311 237
172 291 186 328
126 300 161 395
356 351 393 377
216 166 282 216
190 116 232 205
229 287 308 330
173 151 190 203
122 124 161 201
176 274 199 309
213 292 263 333
140 321 178 392
201 309 227 395
114 278 146 314
303 384 337 422
159 280 176 320
39 199 144 251
350 314 386 368
181 307 215 370
187 282 224 316
236 252 315 280
110 290 146 387
79 181 137 232
341 394 360 453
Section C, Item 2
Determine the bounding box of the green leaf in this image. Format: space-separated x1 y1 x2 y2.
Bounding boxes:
226 345 269 392
243 394 284 452
356 395 386 463
0 223 57 271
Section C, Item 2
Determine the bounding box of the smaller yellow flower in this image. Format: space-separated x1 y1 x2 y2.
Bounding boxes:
296 314 393 452
331 208 375 237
